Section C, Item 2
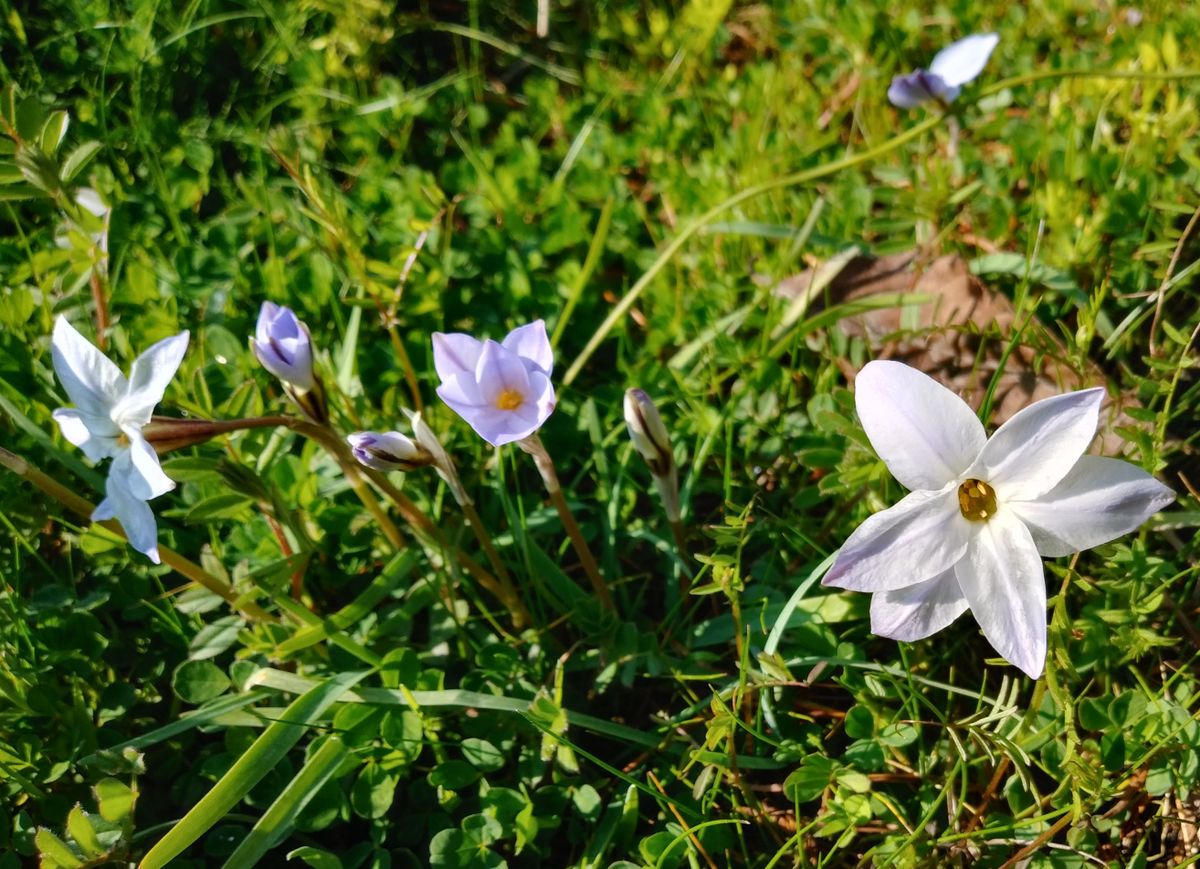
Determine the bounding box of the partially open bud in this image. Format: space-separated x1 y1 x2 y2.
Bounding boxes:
347 431 434 472
624 389 674 477
251 302 315 392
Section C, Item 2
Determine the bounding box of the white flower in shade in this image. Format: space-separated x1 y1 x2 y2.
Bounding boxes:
50 316 190 563
251 302 314 392
432 320 556 447
888 33 999 108
823 360 1175 678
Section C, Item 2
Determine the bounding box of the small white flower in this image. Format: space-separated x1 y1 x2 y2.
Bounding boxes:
823 360 1175 678
251 302 314 392
888 32 999 108
432 320 556 447
50 316 189 563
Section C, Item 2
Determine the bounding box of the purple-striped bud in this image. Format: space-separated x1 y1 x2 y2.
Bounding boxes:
347 431 433 472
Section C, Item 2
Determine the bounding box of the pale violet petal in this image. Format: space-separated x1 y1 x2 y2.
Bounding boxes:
123 433 176 501
955 509 1046 678
1008 456 1176 557
928 32 1000 87
888 71 947 108
115 331 189 426
854 360 986 491
255 301 280 344
94 461 161 563
51 316 126 419
823 486 969 592
476 340 533 402
433 332 484 383
52 408 120 461
971 388 1104 502
869 567 970 641
501 320 554 376
527 369 557 426
466 406 543 447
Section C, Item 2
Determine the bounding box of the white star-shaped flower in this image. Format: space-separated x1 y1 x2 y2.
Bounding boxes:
50 316 190 563
823 360 1176 678
888 33 999 108
432 320 556 447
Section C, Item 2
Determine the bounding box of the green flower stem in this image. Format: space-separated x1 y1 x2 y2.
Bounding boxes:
0 446 274 622
287 419 521 624
518 433 615 612
458 498 531 629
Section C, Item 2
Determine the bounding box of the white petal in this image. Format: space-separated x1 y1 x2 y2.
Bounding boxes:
870 567 969 641
854 360 986 491
433 332 484 383
955 510 1046 678
972 388 1104 501
122 433 176 500
93 464 161 563
823 487 970 592
75 187 108 218
51 316 126 420
1009 456 1176 557
929 32 1000 87
501 320 554 376
51 408 120 461
115 331 189 426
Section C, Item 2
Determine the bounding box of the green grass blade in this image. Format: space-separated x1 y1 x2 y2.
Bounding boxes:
139 671 368 869
220 735 351 869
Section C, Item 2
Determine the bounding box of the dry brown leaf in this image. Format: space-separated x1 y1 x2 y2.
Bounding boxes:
775 250 1142 456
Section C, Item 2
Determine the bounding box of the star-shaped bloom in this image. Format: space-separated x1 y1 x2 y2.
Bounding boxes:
888 32 999 108
50 316 190 563
251 302 314 392
823 360 1175 678
432 320 556 447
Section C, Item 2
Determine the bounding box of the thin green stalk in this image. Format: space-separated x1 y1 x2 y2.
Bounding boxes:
518 434 614 611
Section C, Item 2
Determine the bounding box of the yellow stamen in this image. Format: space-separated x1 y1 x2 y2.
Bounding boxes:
958 478 997 522
495 389 524 411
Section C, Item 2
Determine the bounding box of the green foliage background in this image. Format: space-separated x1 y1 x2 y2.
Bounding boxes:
0 1 1198 866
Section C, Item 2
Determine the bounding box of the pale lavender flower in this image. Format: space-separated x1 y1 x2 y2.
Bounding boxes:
432 320 556 447
251 302 314 392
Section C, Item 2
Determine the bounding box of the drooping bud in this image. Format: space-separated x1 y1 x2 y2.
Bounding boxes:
347 431 434 472
624 389 674 477
251 302 315 392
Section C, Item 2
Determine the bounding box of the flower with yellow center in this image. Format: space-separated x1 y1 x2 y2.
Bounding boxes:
822 360 1175 678
432 320 556 447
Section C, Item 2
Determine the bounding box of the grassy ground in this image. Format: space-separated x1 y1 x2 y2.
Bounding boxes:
1 1 1198 866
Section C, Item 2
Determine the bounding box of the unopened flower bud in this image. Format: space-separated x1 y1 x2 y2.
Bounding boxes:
347 431 434 472
251 302 315 392
624 389 674 477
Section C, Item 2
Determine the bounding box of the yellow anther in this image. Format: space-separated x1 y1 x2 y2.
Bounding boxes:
958 478 997 522
495 389 524 411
